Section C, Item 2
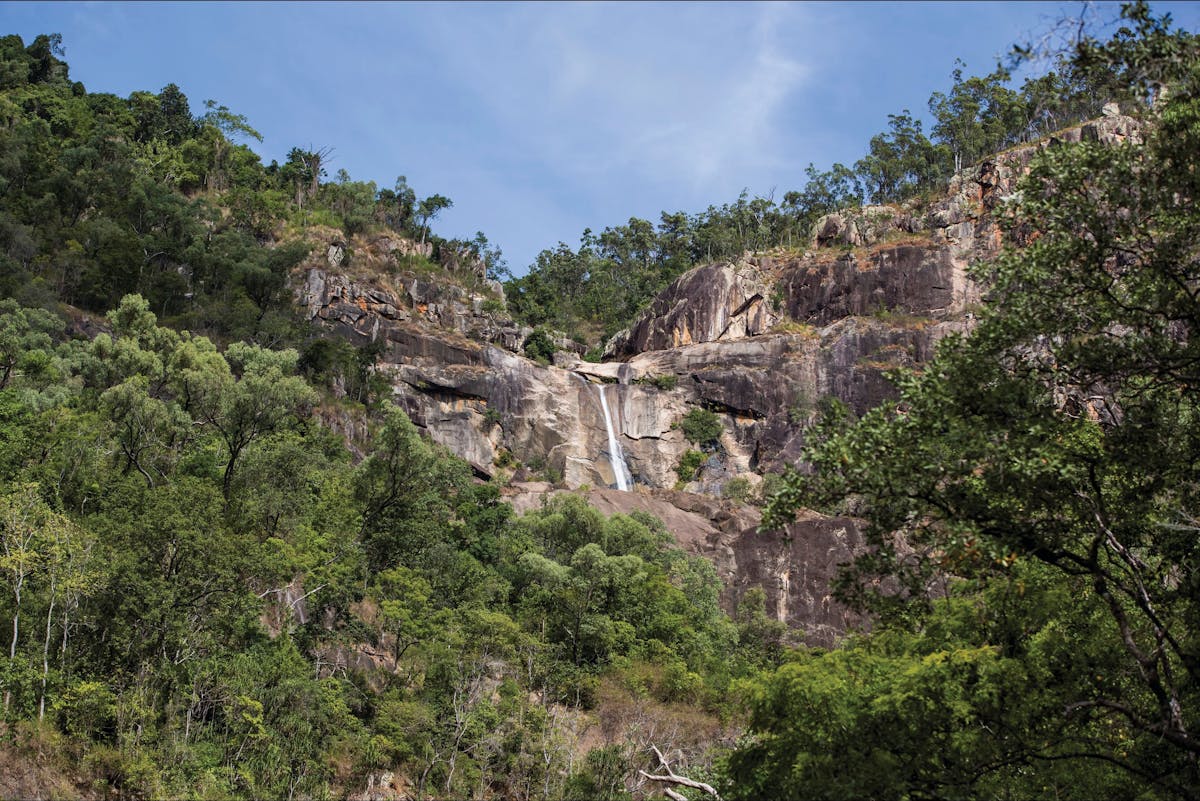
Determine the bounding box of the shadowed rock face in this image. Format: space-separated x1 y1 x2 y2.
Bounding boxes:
783 246 958 324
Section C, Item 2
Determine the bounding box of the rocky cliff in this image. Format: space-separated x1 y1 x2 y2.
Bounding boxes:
290 114 1139 641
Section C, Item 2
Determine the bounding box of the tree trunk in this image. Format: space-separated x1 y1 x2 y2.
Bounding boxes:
38 577 56 721
6 578 22 715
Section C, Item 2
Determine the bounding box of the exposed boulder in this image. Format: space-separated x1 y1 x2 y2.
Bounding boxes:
604 258 779 360
810 205 917 249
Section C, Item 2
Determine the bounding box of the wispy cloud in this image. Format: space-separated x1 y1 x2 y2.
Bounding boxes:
430 2 813 195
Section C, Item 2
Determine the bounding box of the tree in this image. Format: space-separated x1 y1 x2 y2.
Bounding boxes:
928 61 1023 172
25 34 67 86
197 100 262 192
0 299 62 389
0 483 47 715
764 5 1200 794
376 174 417 234
281 146 331 210
415 193 453 245
199 341 317 497
725 566 1154 801
854 110 944 204
354 403 471 572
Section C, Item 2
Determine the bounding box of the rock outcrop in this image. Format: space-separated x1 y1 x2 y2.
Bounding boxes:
605 260 779 359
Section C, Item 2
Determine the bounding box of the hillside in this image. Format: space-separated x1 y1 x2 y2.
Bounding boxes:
1 7 1199 799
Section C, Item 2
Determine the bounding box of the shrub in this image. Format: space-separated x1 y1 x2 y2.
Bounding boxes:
676 449 706 482
723 476 753 504
483 406 503 428
679 408 722 445
639 373 678 390
522 328 557 364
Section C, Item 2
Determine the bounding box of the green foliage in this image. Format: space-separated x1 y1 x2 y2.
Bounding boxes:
637 373 678 391
675 449 706 483
722 476 752 504
726 567 1149 801
757 8 1200 796
0 288 759 798
521 327 557 364
854 109 946 204
0 39 493 353
4 16 1197 799
756 472 787 507
928 60 1025 172
679 407 722 446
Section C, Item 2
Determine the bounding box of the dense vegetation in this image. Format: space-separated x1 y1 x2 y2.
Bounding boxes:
756 6 1200 799
0 32 501 355
0 30 768 797
1 3 1198 798
0 292 787 797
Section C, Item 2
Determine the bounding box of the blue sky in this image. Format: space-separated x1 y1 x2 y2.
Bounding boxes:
3 1 1199 275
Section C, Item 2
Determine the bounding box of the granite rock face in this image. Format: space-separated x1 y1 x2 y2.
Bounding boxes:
605 260 779 360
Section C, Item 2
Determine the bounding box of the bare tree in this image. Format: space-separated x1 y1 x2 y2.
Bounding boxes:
638 744 723 801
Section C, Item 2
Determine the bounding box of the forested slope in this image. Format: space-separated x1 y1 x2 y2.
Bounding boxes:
1 4 1199 799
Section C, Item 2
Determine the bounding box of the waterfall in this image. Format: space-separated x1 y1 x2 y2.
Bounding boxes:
596 384 632 491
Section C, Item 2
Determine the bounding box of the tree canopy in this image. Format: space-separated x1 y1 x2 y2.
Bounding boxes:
752 5 1200 797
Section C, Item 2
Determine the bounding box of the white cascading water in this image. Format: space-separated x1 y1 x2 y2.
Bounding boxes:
596 384 632 491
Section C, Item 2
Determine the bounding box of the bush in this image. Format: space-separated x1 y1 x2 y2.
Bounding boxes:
483 406 503 428
723 476 753 504
639 373 678 390
679 408 722 445
676 449 706 482
523 328 557 364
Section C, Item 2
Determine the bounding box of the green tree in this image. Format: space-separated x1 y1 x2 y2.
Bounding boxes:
764 6 1200 794
416 193 453 245
854 110 944 204
197 340 317 497
354 403 471 572
0 298 62 389
928 60 1024 172
725 567 1151 801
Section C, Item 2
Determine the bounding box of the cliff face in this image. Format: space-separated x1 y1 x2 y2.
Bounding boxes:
291 115 1138 640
